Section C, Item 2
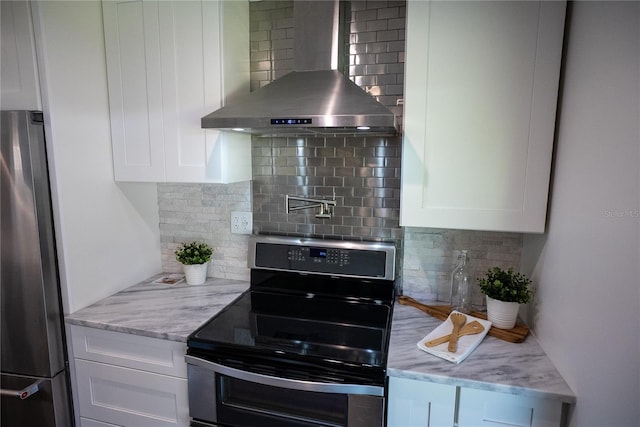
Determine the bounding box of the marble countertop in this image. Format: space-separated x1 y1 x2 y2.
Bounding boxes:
66 276 575 404
65 274 249 342
388 301 576 404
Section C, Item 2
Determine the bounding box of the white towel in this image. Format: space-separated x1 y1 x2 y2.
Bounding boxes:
417 311 492 364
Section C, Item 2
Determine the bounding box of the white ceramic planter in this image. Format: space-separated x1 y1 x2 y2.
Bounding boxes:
184 262 208 285
486 296 520 329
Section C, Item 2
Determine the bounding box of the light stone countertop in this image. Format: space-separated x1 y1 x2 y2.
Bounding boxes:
388 301 576 404
65 276 576 404
65 274 249 343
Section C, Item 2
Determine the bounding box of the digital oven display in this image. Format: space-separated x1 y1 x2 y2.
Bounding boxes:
309 247 327 258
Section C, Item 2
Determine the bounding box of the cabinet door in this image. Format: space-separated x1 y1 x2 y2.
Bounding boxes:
1 0 41 110
75 359 189 427
387 377 456 427
103 0 166 182
158 0 251 183
158 0 215 183
457 388 564 427
103 0 251 183
401 1 566 233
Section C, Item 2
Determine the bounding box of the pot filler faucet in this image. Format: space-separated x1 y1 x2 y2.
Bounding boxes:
285 195 336 219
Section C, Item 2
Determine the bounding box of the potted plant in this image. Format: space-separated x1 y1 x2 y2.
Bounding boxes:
175 241 213 285
478 267 533 329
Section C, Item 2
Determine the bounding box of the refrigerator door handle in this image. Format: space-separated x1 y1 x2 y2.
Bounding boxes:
0 380 42 400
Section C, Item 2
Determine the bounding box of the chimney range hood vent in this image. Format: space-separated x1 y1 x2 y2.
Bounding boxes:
201 70 397 137
201 1 398 137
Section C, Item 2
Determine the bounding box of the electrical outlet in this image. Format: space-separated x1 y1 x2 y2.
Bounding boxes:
231 211 252 235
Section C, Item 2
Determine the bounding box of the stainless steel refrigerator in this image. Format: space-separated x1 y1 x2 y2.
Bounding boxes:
1 110 73 426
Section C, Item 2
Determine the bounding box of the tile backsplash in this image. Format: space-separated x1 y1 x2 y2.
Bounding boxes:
156 0 524 304
402 228 523 307
348 0 405 128
158 182 252 281
251 135 402 243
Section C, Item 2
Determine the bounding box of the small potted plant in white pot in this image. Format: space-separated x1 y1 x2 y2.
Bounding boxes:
174 241 213 285
478 267 533 329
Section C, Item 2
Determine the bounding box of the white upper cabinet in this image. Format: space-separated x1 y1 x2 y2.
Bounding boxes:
102 0 251 183
1 1 42 110
400 1 566 233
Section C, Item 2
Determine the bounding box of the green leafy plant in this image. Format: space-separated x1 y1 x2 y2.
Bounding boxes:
478 267 533 304
174 241 213 265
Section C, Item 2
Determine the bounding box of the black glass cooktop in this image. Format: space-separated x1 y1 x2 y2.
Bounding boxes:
189 288 391 362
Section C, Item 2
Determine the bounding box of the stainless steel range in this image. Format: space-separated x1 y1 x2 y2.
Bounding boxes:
186 235 396 427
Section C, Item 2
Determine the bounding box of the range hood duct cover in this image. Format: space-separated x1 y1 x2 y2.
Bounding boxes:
201 1 398 137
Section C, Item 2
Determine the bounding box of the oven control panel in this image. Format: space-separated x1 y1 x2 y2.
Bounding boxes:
287 247 349 266
249 236 395 280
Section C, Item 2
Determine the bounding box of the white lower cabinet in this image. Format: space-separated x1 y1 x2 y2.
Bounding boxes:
457 387 564 427
69 325 188 427
387 377 456 427
387 377 565 427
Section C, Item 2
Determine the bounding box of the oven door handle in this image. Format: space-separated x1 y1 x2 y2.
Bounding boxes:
185 355 384 397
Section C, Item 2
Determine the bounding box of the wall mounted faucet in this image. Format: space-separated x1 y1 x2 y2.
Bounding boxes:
285 195 337 219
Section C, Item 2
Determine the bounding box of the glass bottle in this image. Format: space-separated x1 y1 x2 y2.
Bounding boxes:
449 250 471 314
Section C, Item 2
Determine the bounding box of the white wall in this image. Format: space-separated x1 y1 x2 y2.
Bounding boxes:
522 2 640 426
32 1 161 313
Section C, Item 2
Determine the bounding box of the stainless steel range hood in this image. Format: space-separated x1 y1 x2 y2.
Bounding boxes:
201 70 397 136
201 1 398 137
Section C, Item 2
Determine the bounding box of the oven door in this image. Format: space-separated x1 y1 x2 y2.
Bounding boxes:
186 355 385 427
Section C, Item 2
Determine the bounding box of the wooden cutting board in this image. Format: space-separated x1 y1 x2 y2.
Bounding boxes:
398 295 529 343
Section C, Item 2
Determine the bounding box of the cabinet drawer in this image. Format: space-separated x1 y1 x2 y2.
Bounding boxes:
69 325 186 377
75 359 188 427
458 388 564 427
